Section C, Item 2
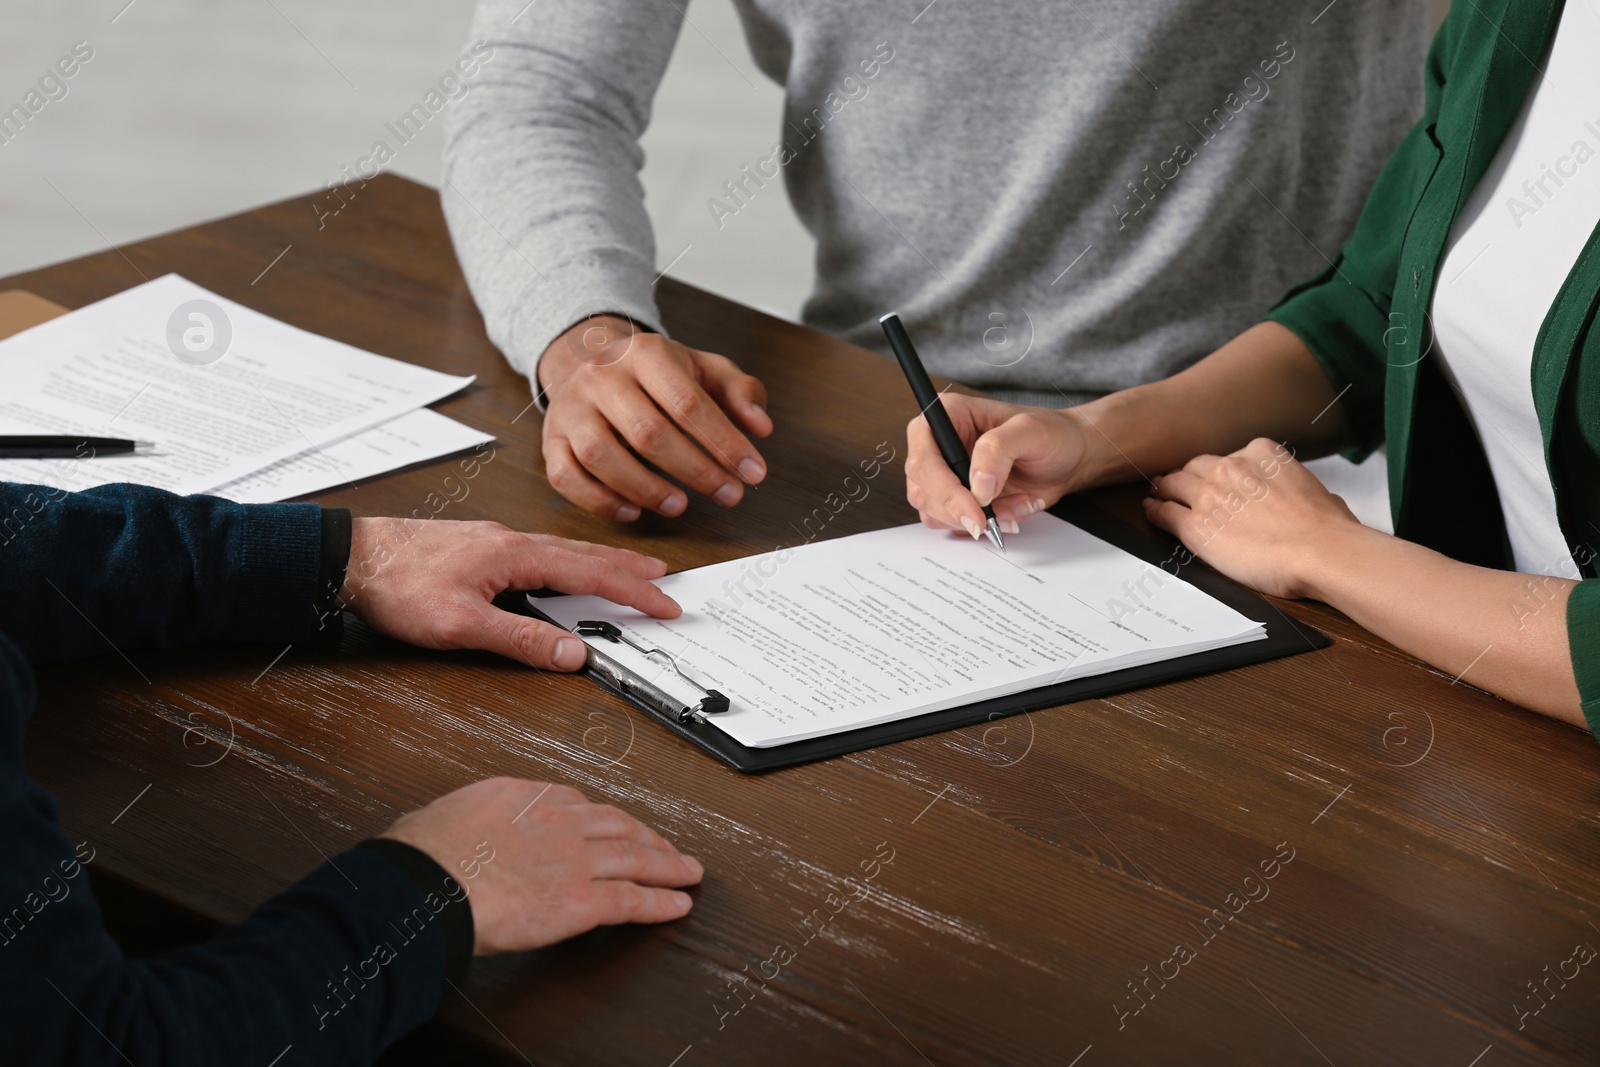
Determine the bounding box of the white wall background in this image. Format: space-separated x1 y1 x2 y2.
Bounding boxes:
0 0 814 318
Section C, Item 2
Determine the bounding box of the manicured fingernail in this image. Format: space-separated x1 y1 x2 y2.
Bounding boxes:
751 404 767 420
615 503 641 522
674 891 693 908
1033 497 1049 514
554 637 586 670
713 482 741 506
738 458 765 483
971 471 997 506
1001 518 1020 535
960 516 982 540
683 856 703 877
660 492 687 517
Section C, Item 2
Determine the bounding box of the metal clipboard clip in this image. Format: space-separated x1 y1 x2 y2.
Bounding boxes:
572 621 730 726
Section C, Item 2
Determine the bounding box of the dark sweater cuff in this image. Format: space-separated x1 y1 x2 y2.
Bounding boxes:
313 508 352 639
354 838 474 985
226 501 324 642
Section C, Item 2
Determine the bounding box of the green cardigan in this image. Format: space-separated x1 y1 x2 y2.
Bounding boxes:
1265 0 1600 735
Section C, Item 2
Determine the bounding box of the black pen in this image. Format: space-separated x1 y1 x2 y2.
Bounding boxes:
0 435 154 459
879 313 1004 551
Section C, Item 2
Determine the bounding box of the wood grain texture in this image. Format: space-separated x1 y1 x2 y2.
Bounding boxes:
10 174 1600 1066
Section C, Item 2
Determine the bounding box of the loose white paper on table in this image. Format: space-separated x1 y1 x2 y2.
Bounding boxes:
0 274 474 495
541 513 1266 748
211 408 495 504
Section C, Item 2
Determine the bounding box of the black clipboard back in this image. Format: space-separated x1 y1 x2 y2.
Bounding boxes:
506 498 1329 773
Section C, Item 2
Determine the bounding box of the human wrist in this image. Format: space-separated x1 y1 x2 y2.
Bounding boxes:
536 330 572 397
1072 382 1238 490
1295 519 1387 604
337 516 388 612
539 314 637 397
1062 397 1138 490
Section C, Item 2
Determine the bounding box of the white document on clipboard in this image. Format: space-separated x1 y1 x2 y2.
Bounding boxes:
538 514 1265 749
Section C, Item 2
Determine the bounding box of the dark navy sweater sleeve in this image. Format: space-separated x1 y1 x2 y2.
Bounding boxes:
0 483 473 1065
0 481 326 660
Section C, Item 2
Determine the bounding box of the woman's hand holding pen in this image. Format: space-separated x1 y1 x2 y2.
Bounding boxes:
905 323 1362 540
904 394 1096 535
903 393 1367 603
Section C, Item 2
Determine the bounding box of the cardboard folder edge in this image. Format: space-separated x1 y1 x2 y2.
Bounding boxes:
0 291 70 341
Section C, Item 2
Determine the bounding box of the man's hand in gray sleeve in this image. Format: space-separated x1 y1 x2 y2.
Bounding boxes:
538 314 772 520
439 0 772 521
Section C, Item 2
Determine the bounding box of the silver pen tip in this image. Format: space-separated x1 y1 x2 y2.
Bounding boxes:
986 517 1005 552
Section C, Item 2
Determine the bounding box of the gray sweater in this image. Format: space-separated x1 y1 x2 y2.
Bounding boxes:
442 0 1426 407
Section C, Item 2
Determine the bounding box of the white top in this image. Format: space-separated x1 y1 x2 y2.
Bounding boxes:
1430 0 1600 580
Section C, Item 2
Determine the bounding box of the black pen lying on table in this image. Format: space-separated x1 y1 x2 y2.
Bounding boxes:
0 436 154 459
878 312 1005 551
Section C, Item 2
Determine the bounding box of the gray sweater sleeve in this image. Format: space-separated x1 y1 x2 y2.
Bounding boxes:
441 0 685 394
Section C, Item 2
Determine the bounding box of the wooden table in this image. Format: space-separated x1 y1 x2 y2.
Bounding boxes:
10 175 1600 1066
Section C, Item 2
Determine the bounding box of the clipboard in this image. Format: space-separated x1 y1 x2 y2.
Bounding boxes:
503 496 1330 773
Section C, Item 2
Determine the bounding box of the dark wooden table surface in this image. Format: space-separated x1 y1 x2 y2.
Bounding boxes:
9 174 1600 1066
